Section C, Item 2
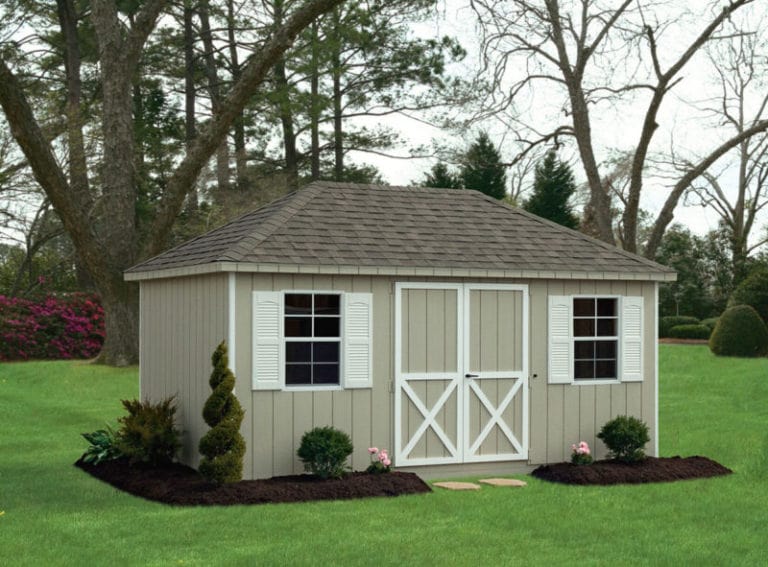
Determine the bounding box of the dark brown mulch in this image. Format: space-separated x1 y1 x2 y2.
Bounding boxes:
531 456 732 486
659 338 709 345
75 457 431 506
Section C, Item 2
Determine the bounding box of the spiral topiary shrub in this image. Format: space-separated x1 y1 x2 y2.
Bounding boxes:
668 324 711 340
730 269 768 324
297 426 353 479
198 341 245 484
597 415 650 463
659 316 699 337
709 305 768 358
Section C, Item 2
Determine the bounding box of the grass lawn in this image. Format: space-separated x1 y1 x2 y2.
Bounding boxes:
2 346 768 565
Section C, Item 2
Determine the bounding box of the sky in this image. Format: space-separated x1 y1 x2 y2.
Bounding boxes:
352 0 767 240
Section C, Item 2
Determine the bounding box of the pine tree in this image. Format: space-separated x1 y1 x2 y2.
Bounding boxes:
524 150 579 230
422 162 462 189
199 341 245 484
460 132 507 200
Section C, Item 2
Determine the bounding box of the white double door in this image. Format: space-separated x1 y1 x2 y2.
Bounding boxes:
395 283 529 466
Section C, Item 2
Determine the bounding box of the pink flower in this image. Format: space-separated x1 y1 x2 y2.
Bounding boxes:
382 458 391 467
368 447 378 454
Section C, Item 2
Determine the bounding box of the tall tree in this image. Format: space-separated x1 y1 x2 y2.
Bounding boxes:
0 0 345 365
524 150 578 229
460 132 507 200
471 0 768 256
421 162 462 189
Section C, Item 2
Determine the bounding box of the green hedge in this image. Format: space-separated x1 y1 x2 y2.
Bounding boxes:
660 315 699 338
709 305 768 358
668 324 711 340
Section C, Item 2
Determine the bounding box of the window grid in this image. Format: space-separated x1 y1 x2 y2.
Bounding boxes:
573 297 618 381
284 293 341 386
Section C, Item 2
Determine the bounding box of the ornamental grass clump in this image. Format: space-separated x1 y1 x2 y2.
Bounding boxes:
117 397 181 465
597 415 650 463
199 341 245 484
297 426 353 479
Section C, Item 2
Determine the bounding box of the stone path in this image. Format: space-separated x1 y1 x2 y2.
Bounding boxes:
433 478 527 490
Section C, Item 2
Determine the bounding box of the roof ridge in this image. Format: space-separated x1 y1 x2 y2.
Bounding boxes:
218 182 325 263
471 190 675 273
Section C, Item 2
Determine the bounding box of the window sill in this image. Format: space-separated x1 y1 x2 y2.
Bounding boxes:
572 379 621 386
280 385 344 393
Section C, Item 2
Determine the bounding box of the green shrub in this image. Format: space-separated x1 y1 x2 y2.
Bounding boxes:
730 269 768 324
81 426 122 465
709 305 768 358
199 341 245 484
668 324 711 340
597 415 650 463
659 316 699 337
700 317 719 332
117 397 181 465
297 426 353 479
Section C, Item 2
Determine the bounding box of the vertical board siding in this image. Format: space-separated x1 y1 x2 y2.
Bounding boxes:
139 274 228 468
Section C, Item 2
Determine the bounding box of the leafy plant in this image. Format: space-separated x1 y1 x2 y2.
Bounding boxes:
597 416 650 463
729 268 768 324
668 324 711 340
81 426 122 465
570 441 593 465
709 305 768 358
366 447 392 473
700 317 719 332
659 315 699 338
198 341 245 484
297 426 353 479
117 397 181 466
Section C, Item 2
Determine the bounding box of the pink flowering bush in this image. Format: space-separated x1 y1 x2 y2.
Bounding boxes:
366 447 392 474
570 441 593 465
0 293 105 361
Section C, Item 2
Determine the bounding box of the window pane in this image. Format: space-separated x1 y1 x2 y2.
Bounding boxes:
286 342 311 362
573 298 595 316
314 294 340 315
313 342 339 363
285 294 312 314
285 317 312 337
597 298 617 316
574 341 595 360
595 340 617 359
315 317 340 337
286 364 311 385
574 360 595 379
574 318 595 337
597 318 617 336
313 364 339 384
596 359 617 379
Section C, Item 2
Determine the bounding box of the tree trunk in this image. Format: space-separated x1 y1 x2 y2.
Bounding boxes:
226 0 248 190
99 279 139 366
273 0 299 189
331 9 343 181
310 20 320 180
183 1 198 210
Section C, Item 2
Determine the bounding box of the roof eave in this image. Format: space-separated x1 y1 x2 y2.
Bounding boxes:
124 262 677 282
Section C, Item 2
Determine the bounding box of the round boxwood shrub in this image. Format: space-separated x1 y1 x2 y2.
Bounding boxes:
709 305 768 357
297 426 353 479
730 269 768 324
597 415 650 463
659 316 699 338
668 324 711 340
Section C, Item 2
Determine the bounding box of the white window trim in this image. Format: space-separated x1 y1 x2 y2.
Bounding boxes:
252 290 373 391
549 294 644 385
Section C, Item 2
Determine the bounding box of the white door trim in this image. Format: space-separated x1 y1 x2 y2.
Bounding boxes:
394 282 529 467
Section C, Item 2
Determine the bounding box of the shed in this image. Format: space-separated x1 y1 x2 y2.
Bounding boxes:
125 181 676 479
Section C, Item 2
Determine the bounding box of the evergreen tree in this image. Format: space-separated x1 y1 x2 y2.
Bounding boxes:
524 150 579 229
421 162 462 189
199 341 245 484
460 132 507 199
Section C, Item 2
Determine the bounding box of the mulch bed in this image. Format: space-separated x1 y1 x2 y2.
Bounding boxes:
75 457 431 506
659 338 709 345
531 456 732 486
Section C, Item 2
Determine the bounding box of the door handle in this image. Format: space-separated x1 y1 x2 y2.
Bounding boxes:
465 373 479 378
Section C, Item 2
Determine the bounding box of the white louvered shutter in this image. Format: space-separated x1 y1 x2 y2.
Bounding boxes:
344 293 373 388
621 296 644 382
252 292 283 390
548 296 573 384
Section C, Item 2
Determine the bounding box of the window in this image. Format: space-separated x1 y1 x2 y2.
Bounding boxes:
284 293 341 386
573 298 618 380
548 294 643 385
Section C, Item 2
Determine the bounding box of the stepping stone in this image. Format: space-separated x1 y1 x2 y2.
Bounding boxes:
478 478 527 487
433 481 482 491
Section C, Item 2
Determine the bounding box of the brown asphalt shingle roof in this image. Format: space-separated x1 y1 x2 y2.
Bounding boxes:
126 181 674 277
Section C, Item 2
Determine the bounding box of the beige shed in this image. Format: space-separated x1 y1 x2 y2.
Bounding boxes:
125 181 675 479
